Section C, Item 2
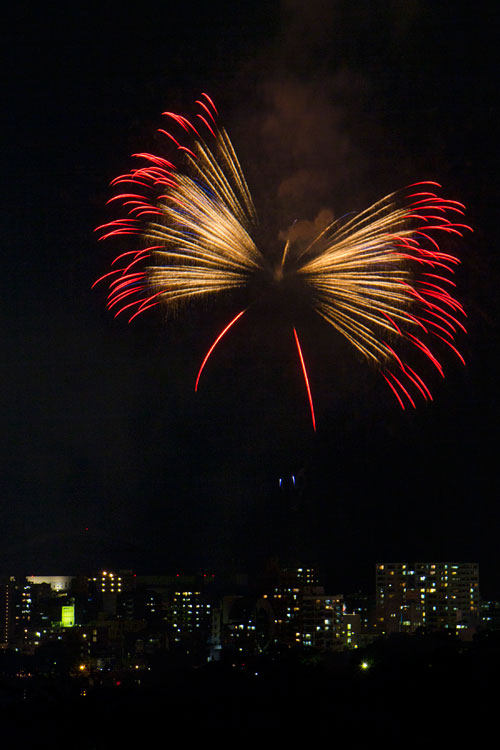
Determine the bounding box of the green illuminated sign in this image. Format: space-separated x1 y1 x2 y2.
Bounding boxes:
61 605 75 627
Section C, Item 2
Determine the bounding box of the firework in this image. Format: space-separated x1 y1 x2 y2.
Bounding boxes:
95 95 471 428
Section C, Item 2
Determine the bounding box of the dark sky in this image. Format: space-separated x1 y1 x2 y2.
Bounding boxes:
2 1 499 595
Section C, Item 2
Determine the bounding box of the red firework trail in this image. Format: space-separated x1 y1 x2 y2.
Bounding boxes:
293 329 316 432
195 309 248 392
95 96 472 429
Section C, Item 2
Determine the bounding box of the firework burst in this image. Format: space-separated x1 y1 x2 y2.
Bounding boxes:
95 95 471 429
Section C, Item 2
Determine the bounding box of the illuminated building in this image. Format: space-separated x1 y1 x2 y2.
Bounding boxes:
26 576 74 591
127 574 205 622
262 566 345 649
61 604 75 627
89 570 134 616
341 612 361 648
0 577 69 648
0 578 16 646
95 570 124 595
298 590 344 649
268 566 316 645
343 591 377 646
376 562 480 634
166 590 212 643
481 600 500 631
219 596 256 648
14 580 40 644
278 567 319 588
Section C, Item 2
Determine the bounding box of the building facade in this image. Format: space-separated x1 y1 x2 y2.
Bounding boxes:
376 562 480 634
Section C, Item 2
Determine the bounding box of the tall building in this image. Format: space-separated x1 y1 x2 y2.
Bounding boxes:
0 577 15 646
266 566 318 645
262 566 344 649
166 589 212 644
299 589 344 649
344 591 377 646
88 570 135 616
376 562 480 634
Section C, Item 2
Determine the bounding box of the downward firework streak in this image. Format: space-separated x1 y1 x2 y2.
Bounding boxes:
194 309 247 392
95 96 471 429
293 328 316 432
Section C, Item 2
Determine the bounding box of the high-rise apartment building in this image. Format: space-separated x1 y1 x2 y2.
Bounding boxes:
376 562 480 634
166 589 212 643
298 589 344 649
0 578 15 646
262 566 344 649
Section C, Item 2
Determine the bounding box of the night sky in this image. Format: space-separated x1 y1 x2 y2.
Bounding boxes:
3 2 499 595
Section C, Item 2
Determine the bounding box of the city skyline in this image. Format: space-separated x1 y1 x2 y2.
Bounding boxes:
1 560 490 654
2 559 497 734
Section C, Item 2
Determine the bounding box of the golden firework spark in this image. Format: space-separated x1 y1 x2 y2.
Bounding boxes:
95 95 471 426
